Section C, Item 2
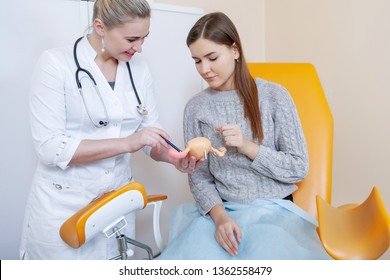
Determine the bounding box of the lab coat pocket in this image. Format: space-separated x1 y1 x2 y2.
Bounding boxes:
25 175 87 243
66 81 109 129
64 87 92 129
64 87 83 115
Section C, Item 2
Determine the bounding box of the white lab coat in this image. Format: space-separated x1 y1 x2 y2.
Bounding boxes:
20 37 162 259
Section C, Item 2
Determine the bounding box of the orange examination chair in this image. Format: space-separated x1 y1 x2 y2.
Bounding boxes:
60 182 167 259
248 63 389 259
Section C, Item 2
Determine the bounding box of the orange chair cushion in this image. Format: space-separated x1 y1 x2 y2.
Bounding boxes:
248 63 333 219
316 186 390 259
60 182 148 249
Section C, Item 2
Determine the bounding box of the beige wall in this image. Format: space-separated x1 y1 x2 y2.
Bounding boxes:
265 0 390 199
265 0 390 259
156 0 389 259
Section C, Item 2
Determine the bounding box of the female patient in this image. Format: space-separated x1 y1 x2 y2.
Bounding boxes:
158 12 331 259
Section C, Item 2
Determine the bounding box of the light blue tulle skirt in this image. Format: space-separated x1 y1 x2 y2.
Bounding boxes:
157 199 332 260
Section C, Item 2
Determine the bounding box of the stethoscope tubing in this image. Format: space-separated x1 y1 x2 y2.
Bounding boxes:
73 36 147 128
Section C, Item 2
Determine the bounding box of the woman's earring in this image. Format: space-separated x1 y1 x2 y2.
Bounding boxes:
235 58 240 63
101 37 105 53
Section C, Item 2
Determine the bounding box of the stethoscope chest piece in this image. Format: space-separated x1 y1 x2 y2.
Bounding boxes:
137 105 148 116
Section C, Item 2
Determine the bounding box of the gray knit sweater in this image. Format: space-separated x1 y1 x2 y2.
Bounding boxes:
183 78 308 216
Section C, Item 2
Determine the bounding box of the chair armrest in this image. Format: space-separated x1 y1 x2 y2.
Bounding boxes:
147 194 168 203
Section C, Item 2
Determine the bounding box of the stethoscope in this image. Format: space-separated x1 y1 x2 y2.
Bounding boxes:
73 36 148 128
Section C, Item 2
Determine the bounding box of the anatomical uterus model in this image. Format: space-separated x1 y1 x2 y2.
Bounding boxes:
168 137 226 160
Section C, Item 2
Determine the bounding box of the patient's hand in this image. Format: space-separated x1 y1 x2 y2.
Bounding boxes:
209 204 242 256
215 124 259 160
174 155 204 173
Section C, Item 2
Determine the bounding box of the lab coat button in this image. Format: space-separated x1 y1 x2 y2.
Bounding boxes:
53 183 62 190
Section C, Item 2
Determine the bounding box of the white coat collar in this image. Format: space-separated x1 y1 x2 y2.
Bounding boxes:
78 35 98 61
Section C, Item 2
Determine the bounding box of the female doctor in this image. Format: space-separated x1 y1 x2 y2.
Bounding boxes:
20 0 202 260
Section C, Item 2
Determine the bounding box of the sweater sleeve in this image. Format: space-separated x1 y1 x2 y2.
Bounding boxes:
183 98 223 216
250 84 309 183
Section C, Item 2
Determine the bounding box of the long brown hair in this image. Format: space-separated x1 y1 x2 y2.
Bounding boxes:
186 12 263 142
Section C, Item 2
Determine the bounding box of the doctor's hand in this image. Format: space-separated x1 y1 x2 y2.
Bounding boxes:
215 124 259 160
125 127 170 153
209 204 242 256
173 156 204 173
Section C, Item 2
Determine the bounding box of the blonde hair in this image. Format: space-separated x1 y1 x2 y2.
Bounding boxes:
93 0 151 29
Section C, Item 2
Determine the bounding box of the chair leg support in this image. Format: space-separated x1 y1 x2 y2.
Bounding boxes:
124 235 154 260
110 233 154 260
149 201 165 252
